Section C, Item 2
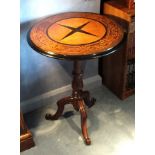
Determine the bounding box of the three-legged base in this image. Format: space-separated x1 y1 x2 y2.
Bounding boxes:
45 60 96 145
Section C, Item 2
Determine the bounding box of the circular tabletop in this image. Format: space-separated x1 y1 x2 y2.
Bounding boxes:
28 12 124 60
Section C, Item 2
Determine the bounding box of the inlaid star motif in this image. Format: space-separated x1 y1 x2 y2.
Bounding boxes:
58 21 98 40
47 17 106 45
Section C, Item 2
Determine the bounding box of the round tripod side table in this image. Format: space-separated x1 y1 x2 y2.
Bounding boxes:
28 12 125 145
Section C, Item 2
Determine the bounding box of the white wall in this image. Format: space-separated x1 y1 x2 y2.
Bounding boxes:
20 0 101 23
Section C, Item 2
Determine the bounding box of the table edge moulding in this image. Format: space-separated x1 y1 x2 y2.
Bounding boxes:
28 12 126 60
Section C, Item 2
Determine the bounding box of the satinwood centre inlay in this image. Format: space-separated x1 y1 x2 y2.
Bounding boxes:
47 18 107 45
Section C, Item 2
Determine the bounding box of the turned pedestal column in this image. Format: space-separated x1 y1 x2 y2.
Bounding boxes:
45 60 96 145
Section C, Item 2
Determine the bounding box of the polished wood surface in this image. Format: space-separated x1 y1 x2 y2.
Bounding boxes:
99 1 135 100
47 17 106 45
29 12 124 59
103 0 135 22
116 0 135 9
28 12 125 145
45 60 95 145
20 112 35 152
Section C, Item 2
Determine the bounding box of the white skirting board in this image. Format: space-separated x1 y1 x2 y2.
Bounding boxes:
21 75 102 113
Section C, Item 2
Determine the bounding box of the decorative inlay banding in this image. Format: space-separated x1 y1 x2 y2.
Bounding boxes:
29 12 124 58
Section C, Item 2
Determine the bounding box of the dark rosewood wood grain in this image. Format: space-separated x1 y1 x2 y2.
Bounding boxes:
20 112 35 152
78 100 91 145
45 60 95 145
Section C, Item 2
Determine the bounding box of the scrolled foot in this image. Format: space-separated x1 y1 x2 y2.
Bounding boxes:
45 113 58 120
45 96 73 121
78 100 91 145
85 137 91 145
